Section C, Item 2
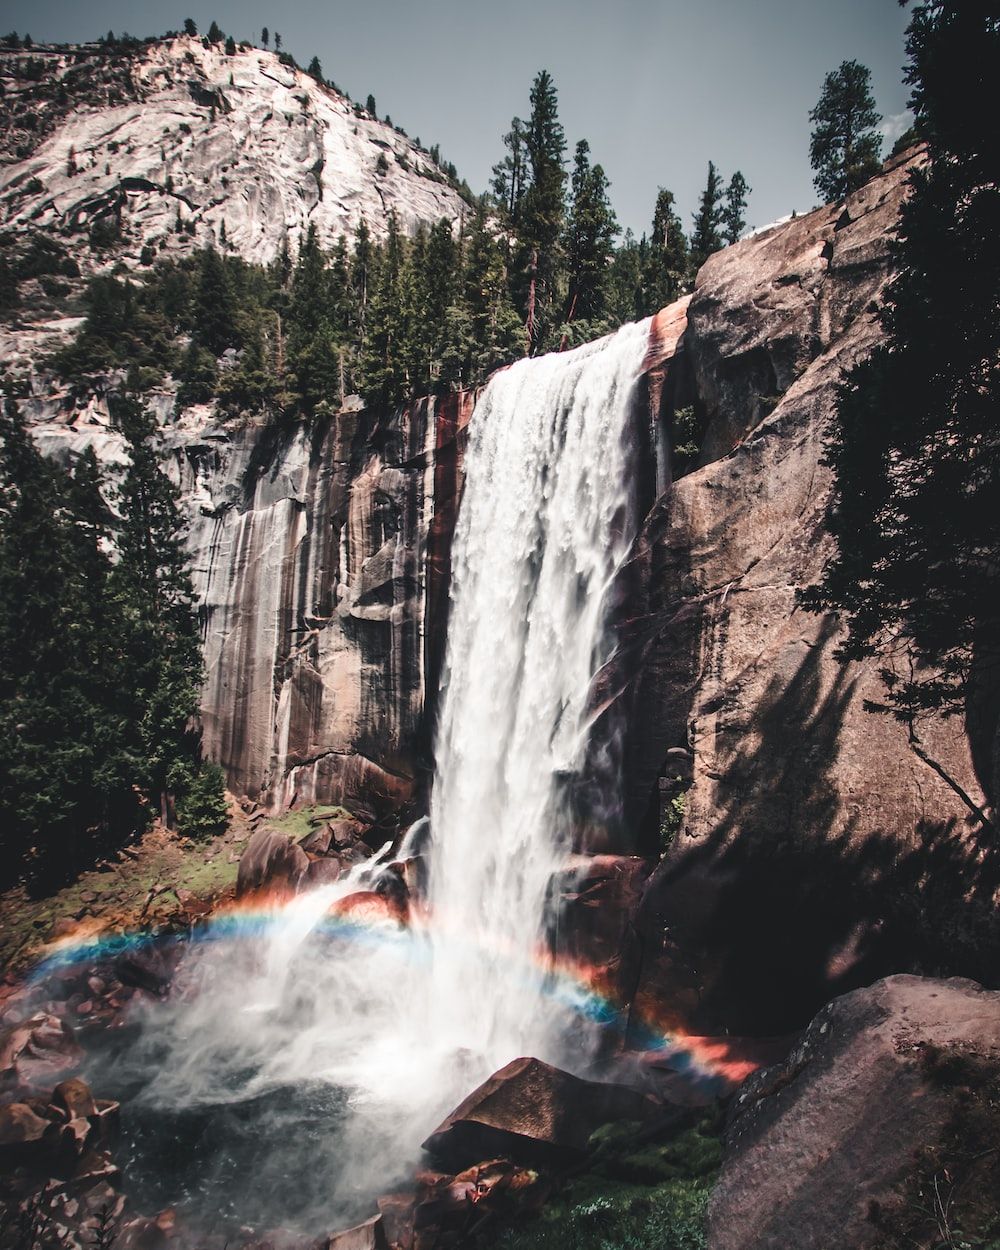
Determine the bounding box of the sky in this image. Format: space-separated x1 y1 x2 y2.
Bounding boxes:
0 0 914 236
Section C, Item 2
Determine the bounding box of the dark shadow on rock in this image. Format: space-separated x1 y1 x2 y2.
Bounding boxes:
645 620 1000 1035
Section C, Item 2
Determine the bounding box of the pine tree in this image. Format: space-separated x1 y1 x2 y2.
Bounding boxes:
642 188 689 312
801 2 1000 821
109 394 204 824
366 93 376 115
563 139 618 323
723 171 751 244
207 20 224 43
261 26 269 47
286 224 340 410
274 31 282 51
516 70 568 350
690 161 724 272
183 18 197 36
445 196 522 384
191 246 236 356
809 60 883 203
0 402 106 881
307 56 322 81
491 117 527 226
607 230 646 325
363 213 407 405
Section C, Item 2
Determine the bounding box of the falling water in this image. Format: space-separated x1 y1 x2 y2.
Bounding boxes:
426 318 650 1065
80 319 651 1233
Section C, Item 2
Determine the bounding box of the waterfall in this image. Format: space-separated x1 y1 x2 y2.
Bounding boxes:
426 318 650 1066
84 319 651 1232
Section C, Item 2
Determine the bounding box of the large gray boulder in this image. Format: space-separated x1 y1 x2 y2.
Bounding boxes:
709 975 1000 1250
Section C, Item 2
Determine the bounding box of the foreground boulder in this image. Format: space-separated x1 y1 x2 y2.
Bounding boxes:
709 975 1000 1250
236 828 310 898
0 1012 81 1091
423 1057 655 1170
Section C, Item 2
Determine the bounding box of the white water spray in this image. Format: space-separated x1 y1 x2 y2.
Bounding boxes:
88 320 651 1231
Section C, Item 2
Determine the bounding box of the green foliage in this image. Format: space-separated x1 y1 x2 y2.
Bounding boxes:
0 389 219 888
642 189 689 312
660 791 687 850
481 1115 719 1250
175 762 229 840
207 20 223 43
671 405 702 475
809 60 883 202
514 70 568 350
722 171 751 244
801 2 1000 811
690 161 724 271
564 140 618 323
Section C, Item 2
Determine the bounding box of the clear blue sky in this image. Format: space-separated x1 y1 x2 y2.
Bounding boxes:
1 0 913 236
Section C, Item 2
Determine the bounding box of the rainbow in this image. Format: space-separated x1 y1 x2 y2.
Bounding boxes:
25 893 763 1089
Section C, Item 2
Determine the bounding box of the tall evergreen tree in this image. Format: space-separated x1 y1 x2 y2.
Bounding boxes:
642 188 689 312
517 70 568 349
690 161 724 272
191 246 236 356
563 139 618 324
809 60 883 203
491 117 528 227
801 2 1000 821
286 224 339 408
363 213 407 404
109 394 204 823
0 402 109 881
723 171 751 244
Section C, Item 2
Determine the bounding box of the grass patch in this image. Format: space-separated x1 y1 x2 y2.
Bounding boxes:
266 804 353 841
480 1115 720 1250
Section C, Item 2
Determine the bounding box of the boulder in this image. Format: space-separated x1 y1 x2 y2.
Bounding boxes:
236 828 310 899
305 857 343 888
325 1214 388 1250
0 1101 50 1149
332 890 407 928
709 975 1000 1250
0 1013 81 1089
423 1057 656 1169
51 1077 96 1120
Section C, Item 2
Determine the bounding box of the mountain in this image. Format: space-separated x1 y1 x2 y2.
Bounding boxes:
0 33 467 276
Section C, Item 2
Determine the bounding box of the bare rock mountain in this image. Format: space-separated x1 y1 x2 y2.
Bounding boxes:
0 33 467 274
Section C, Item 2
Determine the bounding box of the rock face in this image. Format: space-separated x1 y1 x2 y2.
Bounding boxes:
0 35 467 273
423 1056 655 1170
709 975 1000 1250
615 152 994 1034
32 390 472 814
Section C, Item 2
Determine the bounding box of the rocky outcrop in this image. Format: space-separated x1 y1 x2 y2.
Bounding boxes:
616 153 995 1034
33 390 472 814
0 35 467 273
709 975 1000 1250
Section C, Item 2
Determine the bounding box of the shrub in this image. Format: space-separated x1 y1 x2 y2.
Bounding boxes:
175 762 229 840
